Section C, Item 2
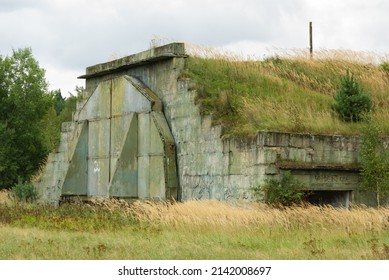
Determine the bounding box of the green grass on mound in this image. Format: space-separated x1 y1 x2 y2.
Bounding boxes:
183 50 389 136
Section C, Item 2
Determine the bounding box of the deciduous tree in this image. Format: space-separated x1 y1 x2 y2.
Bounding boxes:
0 48 51 188
360 120 389 207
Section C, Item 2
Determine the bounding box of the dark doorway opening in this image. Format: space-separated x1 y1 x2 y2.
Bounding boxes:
305 190 351 208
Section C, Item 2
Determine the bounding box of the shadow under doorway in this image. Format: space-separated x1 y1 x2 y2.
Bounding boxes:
305 190 351 208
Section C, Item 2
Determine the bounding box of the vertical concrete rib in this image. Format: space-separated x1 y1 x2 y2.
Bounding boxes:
109 79 113 182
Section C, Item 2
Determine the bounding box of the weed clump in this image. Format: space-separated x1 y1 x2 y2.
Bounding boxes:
255 171 308 206
9 180 38 202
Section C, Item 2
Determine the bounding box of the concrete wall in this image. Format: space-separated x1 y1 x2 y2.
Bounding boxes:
35 43 382 206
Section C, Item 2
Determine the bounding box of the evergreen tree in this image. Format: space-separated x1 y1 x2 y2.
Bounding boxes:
332 70 373 122
53 89 65 115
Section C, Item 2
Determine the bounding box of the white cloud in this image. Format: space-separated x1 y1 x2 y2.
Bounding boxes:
1 0 389 96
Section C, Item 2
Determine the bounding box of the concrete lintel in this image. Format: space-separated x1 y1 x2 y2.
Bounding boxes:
78 43 187 79
278 161 361 172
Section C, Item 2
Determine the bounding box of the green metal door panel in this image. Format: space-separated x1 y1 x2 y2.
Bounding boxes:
79 79 111 121
124 76 162 111
88 119 110 197
62 122 88 196
111 76 152 115
58 73 178 201
149 156 166 199
137 156 150 199
88 119 110 158
149 117 165 155
110 113 134 174
138 113 150 157
88 158 110 196
111 76 126 116
109 113 138 198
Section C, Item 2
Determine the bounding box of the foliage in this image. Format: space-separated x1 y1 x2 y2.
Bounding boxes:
52 89 65 115
40 90 78 153
360 120 389 207
9 180 38 202
260 171 308 206
331 70 373 122
57 92 78 124
0 48 80 189
0 48 52 188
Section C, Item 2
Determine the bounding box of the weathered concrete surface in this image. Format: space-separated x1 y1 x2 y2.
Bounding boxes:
35 43 383 206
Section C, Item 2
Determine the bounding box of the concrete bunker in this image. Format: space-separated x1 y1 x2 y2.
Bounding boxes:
34 43 385 207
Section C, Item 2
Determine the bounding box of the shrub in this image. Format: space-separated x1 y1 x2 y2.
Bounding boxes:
260 171 308 206
331 70 373 122
10 180 38 202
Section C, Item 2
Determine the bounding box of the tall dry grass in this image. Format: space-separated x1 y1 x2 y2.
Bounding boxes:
1 198 388 259
91 198 389 233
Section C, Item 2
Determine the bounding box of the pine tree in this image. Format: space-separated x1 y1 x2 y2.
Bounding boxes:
332 70 373 122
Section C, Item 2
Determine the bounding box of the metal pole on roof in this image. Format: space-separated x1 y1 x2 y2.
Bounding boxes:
309 22 313 59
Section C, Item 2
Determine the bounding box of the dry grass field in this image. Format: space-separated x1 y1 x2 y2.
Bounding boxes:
0 194 388 260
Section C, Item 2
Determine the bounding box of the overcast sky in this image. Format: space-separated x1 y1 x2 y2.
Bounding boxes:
1 0 389 96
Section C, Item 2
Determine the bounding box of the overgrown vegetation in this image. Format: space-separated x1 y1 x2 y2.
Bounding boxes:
360 120 389 207
256 171 308 206
183 49 389 136
9 180 38 202
0 195 388 259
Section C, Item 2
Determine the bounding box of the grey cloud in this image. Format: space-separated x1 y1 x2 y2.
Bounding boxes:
1 0 389 94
